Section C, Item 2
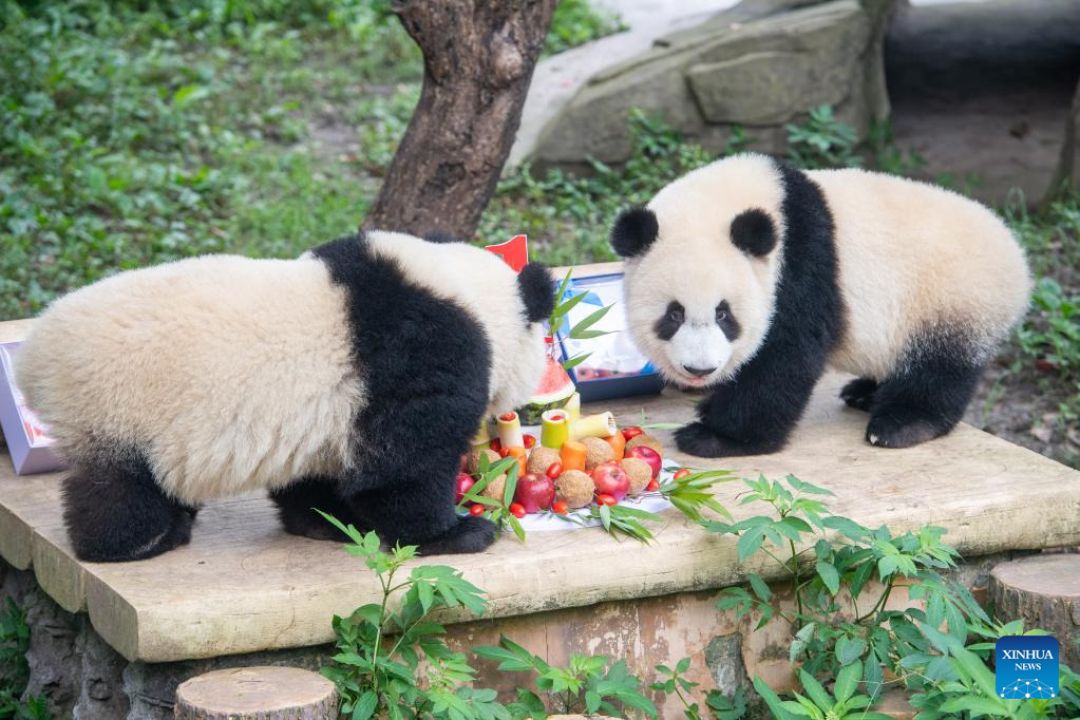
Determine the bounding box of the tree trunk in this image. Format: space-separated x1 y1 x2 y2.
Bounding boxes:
362 0 558 239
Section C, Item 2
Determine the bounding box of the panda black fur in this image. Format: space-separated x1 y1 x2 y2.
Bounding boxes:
16 231 554 562
611 153 1031 457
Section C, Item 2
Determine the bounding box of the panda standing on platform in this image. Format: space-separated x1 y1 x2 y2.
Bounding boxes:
16 231 554 561
611 153 1031 457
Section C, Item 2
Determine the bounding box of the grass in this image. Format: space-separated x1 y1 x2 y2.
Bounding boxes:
0 0 624 320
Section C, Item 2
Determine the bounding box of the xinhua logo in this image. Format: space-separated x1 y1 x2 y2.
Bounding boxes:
995 635 1059 699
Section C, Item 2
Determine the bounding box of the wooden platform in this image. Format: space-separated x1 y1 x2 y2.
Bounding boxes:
1 316 1079 663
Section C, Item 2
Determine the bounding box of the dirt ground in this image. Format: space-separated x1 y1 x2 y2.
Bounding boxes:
886 0 1080 206
886 0 1080 466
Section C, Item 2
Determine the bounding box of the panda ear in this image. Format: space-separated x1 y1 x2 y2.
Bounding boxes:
730 209 777 258
517 262 555 324
423 231 461 244
611 207 658 258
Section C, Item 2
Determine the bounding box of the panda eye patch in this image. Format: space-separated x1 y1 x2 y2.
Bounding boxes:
715 300 740 340
654 301 685 341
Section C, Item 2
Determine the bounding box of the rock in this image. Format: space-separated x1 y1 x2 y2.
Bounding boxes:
174 666 338 720
989 554 1080 667
705 632 752 697
531 0 898 167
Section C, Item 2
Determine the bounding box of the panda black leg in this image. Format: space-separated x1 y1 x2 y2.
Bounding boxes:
340 389 495 556
840 377 878 412
270 476 365 541
62 447 197 562
865 336 985 449
675 354 825 458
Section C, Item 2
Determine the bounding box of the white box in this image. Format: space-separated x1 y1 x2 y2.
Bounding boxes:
0 342 65 475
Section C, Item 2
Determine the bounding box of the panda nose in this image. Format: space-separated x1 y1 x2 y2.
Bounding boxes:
683 365 716 377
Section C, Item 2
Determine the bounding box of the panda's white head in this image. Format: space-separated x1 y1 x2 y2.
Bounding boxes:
364 231 554 414
610 154 787 388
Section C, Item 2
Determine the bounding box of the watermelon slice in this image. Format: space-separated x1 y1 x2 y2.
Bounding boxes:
518 353 576 425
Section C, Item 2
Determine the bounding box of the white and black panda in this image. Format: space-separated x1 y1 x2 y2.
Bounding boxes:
611 153 1031 457
16 231 554 561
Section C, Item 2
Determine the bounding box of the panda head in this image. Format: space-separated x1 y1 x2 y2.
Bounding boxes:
610 154 787 388
365 231 554 413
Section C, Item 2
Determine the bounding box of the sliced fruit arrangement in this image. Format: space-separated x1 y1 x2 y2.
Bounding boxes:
457 410 736 542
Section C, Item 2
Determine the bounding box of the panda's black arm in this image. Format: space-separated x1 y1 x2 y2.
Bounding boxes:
674 334 828 458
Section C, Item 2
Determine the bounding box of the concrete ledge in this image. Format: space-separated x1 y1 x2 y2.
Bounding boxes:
1 308 1079 663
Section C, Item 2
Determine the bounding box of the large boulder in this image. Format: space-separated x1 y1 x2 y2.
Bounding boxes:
531 0 898 167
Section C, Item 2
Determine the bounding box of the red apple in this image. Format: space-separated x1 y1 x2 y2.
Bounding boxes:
454 472 476 504
514 472 555 513
591 462 630 502
625 446 661 479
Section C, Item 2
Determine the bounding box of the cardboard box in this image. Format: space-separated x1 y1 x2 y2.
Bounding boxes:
0 342 65 475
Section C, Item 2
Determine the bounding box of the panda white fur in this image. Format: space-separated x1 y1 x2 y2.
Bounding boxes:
16 231 554 561
611 153 1031 457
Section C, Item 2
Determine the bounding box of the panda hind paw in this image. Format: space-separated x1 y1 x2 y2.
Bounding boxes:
674 422 781 458
416 516 496 556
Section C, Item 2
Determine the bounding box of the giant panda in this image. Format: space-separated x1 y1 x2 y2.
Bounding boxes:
610 153 1031 457
16 231 554 561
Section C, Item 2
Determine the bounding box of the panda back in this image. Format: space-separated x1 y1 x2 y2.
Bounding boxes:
16 254 363 503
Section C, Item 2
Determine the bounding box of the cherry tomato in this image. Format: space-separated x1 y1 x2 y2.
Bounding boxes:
545 462 563 480
552 500 569 515
621 426 644 442
646 479 660 492
499 411 517 422
673 468 692 480
509 502 527 519
499 447 512 458
469 503 486 516
523 433 537 449
489 438 502 452
596 493 617 507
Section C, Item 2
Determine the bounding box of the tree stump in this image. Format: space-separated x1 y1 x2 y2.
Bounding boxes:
989 554 1080 667
174 666 338 720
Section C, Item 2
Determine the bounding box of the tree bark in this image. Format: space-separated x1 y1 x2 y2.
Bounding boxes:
362 0 558 239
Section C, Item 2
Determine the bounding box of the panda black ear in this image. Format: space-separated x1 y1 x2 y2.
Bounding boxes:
730 209 777 258
423 231 461 244
517 262 555 324
611 207 658 258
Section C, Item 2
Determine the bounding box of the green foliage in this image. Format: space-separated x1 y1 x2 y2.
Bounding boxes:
544 0 626 56
0 0 627 321
474 636 657 718
785 106 861 170
1002 192 1080 427
318 512 510 720
456 455 527 542
549 268 615 371
480 109 728 264
0 598 49 719
704 475 1080 720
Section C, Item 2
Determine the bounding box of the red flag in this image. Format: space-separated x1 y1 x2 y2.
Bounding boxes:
484 234 529 272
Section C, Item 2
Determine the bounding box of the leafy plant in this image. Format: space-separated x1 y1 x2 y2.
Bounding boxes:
549 268 615 372
786 106 861 170
457 454 527 541
702 475 1080 720
317 512 510 720
0 598 49 719
474 636 657 718
543 0 626 56
1016 278 1080 386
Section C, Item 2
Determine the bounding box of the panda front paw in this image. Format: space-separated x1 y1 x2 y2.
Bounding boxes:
416 516 496 556
674 422 784 458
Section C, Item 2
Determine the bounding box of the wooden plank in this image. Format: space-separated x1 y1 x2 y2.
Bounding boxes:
1 295 1079 662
